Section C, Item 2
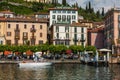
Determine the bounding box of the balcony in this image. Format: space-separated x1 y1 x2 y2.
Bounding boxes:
30 36 36 39
23 36 28 39
14 35 20 39
73 38 78 42
80 39 85 42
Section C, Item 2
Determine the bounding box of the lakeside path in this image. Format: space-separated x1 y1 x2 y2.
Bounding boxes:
0 59 81 64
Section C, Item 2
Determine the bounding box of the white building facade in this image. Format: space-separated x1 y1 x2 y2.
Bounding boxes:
49 7 87 46
51 23 87 46
49 7 78 27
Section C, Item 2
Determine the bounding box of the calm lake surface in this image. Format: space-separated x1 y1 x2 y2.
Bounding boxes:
0 63 120 80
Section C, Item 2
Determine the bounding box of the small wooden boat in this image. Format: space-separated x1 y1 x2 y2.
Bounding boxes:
18 62 53 68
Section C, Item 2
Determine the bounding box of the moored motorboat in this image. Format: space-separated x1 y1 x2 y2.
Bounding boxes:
18 62 53 68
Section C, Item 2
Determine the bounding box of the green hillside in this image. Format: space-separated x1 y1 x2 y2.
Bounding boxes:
0 0 104 21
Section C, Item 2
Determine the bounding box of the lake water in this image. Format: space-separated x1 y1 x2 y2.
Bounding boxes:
0 63 120 80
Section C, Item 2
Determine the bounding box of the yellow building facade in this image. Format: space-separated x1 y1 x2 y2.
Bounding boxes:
0 17 48 45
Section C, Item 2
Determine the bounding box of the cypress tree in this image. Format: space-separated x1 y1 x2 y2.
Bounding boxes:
101 7 105 16
86 4 88 11
88 1 91 10
88 1 92 13
96 10 100 18
62 0 66 6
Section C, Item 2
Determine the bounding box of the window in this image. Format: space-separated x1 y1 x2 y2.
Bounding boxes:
67 11 71 13
81 34 84 46
119 23 120 38
81 34 84 40
65 40 69 45
16 24 19 29
8 24 11 28
58 10 61 13
53 10 56 13
74 34 77 45
57 15 61 21
72 15 76 20
62 15 66 21
56 33 59 38
56 27 59 32
24 24 27 29
7 32 11 36
74 34 77 40
39 40 43 44
40 25 42 29
74 27 77 33
67 15 71 22
66 33 69 38
52 20 56 24
52 15 55 19
65 27 69 32
72 11 76 13
0 40 3 45
63 10 66 13
32 25 35 28
40 33 42 37
81 28 84 33
31 39 35 45
23 32 28 36
23 40 27 45
118 15 120 21
6 40 11 45
15 32 19 37
15 39 18 45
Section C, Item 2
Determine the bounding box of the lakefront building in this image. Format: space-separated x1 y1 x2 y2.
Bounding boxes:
104 8 120 56
50 22 87 46
49 7 86 46
0 17 6 45
0 17 48 45
88 27 104 49
49 7 78 27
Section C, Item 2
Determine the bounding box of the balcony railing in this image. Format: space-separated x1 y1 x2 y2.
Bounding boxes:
80 39 85 42
14 35 20 39
23 36 28 39
30 36 36 39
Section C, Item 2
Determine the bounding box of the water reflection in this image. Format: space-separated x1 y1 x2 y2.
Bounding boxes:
0 64 120 80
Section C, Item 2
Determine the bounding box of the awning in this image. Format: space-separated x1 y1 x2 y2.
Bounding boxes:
4 51 12 56
99 48 111 52
66 50 72 54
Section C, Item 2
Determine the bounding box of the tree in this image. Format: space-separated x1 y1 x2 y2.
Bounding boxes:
49 45 57 60
85 4 88 11
62 0 66 6
101 7 105 17
38 44 48 54
88 1 91 11
85 46 96 54
96 10 100 18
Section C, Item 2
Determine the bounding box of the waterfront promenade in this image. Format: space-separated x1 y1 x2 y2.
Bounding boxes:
0 59 81 64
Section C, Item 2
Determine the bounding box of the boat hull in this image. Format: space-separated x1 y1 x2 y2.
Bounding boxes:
18 62 53 68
